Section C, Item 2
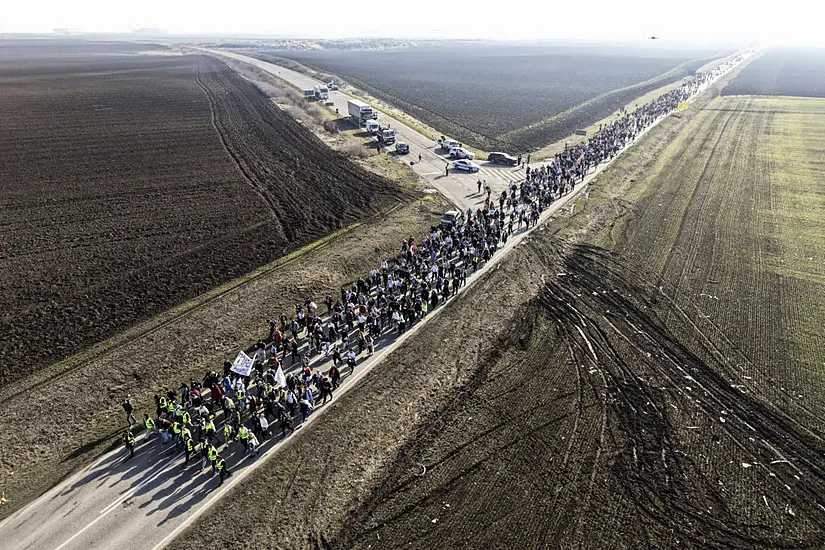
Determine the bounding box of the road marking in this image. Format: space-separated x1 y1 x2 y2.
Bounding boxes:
52 452 182 550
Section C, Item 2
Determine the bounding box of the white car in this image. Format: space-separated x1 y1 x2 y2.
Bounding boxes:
449 147 475 160
452 159 480 172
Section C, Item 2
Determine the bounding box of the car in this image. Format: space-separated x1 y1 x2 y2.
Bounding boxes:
395 142 410 154
488 152 518 166
449 147 475 160
452 159 480 172
439 210 464 229
440 138 460 150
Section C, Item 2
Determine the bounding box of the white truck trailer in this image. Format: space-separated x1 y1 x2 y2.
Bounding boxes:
347 98 377 127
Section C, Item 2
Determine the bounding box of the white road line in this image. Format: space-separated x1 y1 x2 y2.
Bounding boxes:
52 452 183 550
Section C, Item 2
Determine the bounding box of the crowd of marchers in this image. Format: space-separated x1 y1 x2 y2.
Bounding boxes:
118 52 747 488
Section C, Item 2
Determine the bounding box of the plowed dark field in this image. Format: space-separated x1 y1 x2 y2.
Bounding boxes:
267 43 729 151
336 96 825 548
723 47 825 97
0 40 402 387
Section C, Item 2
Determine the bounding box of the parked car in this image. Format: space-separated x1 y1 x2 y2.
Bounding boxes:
488 151 518 165
395 142 410 154
440 138 460 150
452 159 480 172
440 210 464 229
449 147 475 160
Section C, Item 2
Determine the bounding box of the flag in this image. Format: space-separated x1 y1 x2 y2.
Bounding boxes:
230 351 254 377
274 365 287 389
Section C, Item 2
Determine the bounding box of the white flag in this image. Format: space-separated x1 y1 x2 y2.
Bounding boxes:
274 365 287 389
230 351 254 377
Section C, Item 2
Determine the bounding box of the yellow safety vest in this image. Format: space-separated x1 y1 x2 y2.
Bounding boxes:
182 412 191 425
145 418 154 430
208 446 217 460
216 458 224 471
239 427 249 440
186 439 194 451
159 397 167 409
172 422 181 434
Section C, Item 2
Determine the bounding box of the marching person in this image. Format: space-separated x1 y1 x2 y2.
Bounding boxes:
122 429 136 460
216 454 231 485
122 397 136 427
143 413 156 439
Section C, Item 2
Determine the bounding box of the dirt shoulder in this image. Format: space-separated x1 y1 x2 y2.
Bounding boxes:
168 56 758 549
333 54 825 549
0 194 445 520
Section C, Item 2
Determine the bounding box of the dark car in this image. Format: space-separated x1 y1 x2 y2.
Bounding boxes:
488 152 518 166
395 142 410 154
439 210 464 230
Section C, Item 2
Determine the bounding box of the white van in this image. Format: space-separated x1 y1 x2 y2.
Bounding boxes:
365 119 380 134
440 138 460 151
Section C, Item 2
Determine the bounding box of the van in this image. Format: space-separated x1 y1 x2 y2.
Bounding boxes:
440 138 460 151
365 119 380 134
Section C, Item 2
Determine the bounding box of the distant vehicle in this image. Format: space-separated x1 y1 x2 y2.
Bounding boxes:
395 142 410 154
327 81 339 90
365 119 380 134
440 138 460 151
452 159 480 172
488 152 518 166
439 210 464 229
313 85 329 100
649 36 659 40
449 147 475 160
347 98 377 127
377 126 396 145
303 89 315 100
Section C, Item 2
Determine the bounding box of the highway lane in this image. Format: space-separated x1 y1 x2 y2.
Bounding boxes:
201 48 526 211
0 50 749 550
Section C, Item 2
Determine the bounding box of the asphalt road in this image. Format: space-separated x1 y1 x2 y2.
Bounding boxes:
201 48 527 211
0 51 748 550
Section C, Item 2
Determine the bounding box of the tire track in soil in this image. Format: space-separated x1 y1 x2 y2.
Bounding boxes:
192 62 284 232
541 244 825 548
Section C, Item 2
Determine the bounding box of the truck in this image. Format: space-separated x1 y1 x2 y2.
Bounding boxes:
313 84 329 100
347 98 377 127
377 126 396 145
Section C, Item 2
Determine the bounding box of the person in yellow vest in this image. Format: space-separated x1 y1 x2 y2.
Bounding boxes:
223 422 235 445
183 436 195 467
157 395 167 417
181 426 192 442
203 417 216 443
166 400 175 416
182 411 191 426
122 429 136 460
171 421 182 446
238 425 250 453
207 444 218 474
223 395 235 417
143 414 156 439
216 454 232 485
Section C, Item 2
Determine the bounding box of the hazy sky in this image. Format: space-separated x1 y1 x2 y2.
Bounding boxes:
3 0 823 45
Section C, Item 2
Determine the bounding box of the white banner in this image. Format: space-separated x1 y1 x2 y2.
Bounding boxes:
230 351 254 377
274 365 287 389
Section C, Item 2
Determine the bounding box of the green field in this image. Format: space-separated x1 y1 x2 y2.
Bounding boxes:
331 95 825 549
